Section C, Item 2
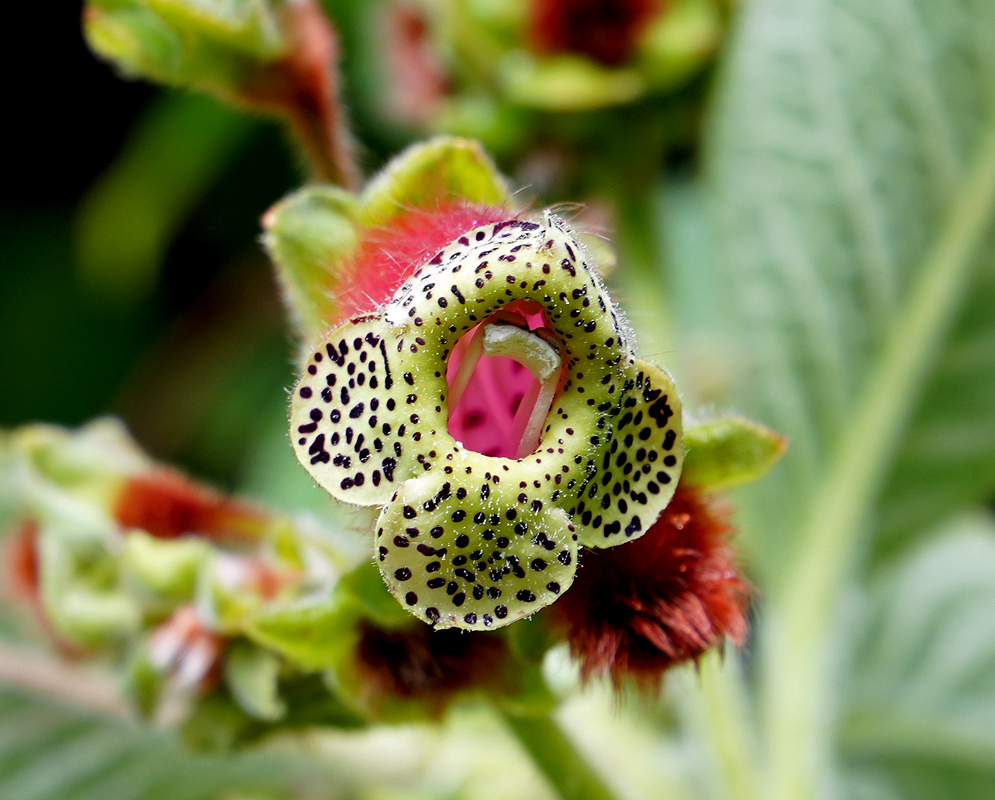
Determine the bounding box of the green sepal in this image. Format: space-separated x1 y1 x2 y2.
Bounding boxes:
162 669 365 749
244 596 356 670
124 642 166 718
683 416 787 491
12 418 147 518
197 555 266 634
224 641 287 722
121 529 210 609
244 561 407 670
179 692 267 753
336 560 414 629
262 136 511 345
359 136 511 226
268 516 310 571
140 0 283 56
261 185 361 345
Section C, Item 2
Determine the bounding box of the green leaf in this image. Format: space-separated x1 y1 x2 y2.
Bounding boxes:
36 526 141 647
498 52 645 111
244 562 408 671
637 0 720 90
358 136 511 226
334 561 413 629
707 0 995 576
838 515 995 799
261 186 360 344
683 416 786 491
697 2 995 797
245 597 355 671
0 687 340 800
141 0 283 56
121 529 209 607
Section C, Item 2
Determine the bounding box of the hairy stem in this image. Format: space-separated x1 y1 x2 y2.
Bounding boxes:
696 651 762 800
244 0 361 189
500 709 619 800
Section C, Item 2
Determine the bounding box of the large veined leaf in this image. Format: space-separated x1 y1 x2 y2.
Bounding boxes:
706 0 995 576
0 687 341 800
697 1 995 799
838 516 995 800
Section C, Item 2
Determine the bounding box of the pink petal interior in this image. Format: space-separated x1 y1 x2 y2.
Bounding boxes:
446 305 551 459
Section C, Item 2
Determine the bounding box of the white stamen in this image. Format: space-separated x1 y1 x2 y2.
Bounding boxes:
481 324 562 458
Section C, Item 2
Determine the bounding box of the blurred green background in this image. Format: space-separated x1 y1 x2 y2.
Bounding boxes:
4 2 995 800
1 5 291 488
0 2 398 492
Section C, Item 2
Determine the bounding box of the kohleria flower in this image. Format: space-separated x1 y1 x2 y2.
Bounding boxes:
290 209 684 631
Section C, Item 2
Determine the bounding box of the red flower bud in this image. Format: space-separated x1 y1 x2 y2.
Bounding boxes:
550 482 748 688
529 0 664 68
383 4 452 123
115 471 268 543
149 606 224 693
3 519 40 604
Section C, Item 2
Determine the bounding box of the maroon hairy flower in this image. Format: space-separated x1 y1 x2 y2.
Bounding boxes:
550 482 748 688
354 621 510 713
528 0 663 68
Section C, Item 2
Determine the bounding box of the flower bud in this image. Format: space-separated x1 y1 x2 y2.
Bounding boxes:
548 481 748 688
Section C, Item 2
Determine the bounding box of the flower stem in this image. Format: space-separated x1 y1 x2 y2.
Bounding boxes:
695 651 762 800
499 709 619 800
244 1 361 189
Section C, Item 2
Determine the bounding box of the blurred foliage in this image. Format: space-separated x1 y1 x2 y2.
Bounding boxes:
840 515 995 799
662 0 995 798
0 4 300 486
76 94 253 304
0 688 343 800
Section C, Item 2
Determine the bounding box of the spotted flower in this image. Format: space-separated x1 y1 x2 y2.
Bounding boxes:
290 206 684 631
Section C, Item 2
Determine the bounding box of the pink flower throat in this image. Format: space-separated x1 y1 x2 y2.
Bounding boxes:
446 302 562 459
